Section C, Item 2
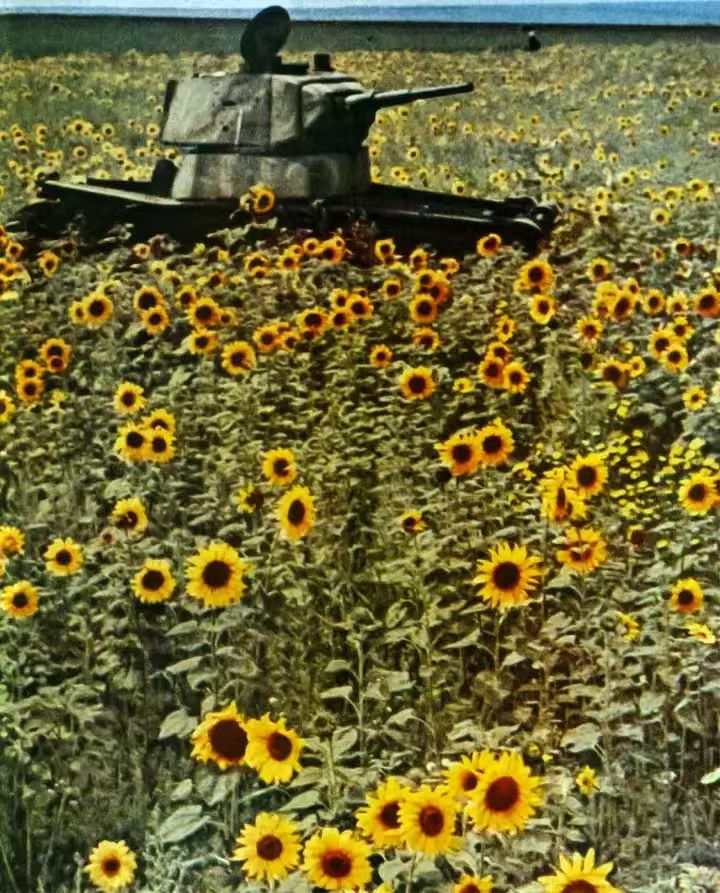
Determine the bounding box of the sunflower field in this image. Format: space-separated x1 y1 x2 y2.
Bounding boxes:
1 30 719 893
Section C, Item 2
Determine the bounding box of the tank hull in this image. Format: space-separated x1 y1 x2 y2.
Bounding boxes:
12 177 557 255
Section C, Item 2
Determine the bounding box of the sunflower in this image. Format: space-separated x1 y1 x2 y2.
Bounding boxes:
409 293 439 324
476 418 514 466
643 289 665 314
495 314 516 341
412 327 441 350
297 308 328 337
316 239 345 264
369 344 393 368
0 390 15 424
132 558 175 604
443 751 494 801
82 293 114 327
435 430 481 476
236 483 264 514
569 453 608 498
15 359 43 383
530 293 557 324
253 323 280 353
695 286 720 318
399 511 425 535
486 341 511 363
478 356 506 389
683 386 707 411
186 542 251 608
348 294 374 320
519 258 554 293
576 766 600 796
587 257 611 281
188 297 220 329
537 849 622 893
191 701 249 769
262 448 297 487
221 340 256 376
140 305 170 336
476 233 503 257
111 497 148 536
556 526 607 574
84 840 137 892
540 470 587 524
503 361 531 393
453 377 475 394
648 328 675 359
374 238 397 265
399 366 436 401
597 359 629 391
399 785 458 855
174 283 198 309
0 526 24 556
330 309 351 330
188 329 219 355
247 184 276 215
17 377 44 404
278 485 314 540
44 537 83 576
409 247 429 271
661 343 688 373
244 714 304 783
143 408 176 436
39 337 72 373
133 284 164 314
381 278 403 300
356 777 411 847
1 581 39 619
668 577 704 614
466 751 543 834
303 828 372 891
686 622 716 644
454 875 494 893
144 428 175 464
113 381 145 414
473 542 542 609
616 611 640 642
678 470 717 514
232 812 301 881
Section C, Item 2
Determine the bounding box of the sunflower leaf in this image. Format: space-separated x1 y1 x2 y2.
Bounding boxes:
158 805 208 843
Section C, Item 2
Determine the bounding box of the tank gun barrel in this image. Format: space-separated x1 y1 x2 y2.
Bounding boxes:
344 81 473 113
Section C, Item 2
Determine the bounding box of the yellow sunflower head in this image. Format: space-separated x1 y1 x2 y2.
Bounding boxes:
262 448 297 487
473 542 543 610
111 498 148 536
356 776 411 847
84 839 137 891
231 812 301 881
132 558 176 604
556 526 608 575
466 751 543 834
398 785 459 855
113 381 146 415
669 578 704 614
453 874 494 893
1 580 39 620
442 751 494 801
303 827 372 891
399 366 436 401
678 471 717 514
186 541 252 608
190 701 249 770
537 848 622 893
569 453 608 498
245 713 304 784
277 485 315 541
44 537 84 576
476 419 514 466
222 340 256 376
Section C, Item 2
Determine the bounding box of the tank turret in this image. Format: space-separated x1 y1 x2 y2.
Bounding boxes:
161 5 473 200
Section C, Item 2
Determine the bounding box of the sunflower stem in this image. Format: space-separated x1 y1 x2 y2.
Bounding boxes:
404 852 417 893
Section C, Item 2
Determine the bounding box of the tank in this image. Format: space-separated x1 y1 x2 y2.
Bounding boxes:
11 5 558 252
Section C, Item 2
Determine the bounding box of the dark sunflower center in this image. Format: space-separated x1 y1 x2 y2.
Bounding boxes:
121 391 136 406
614 297 630 315
451 443 473 464
482 434 502 454
24 383 37 395
247 490 264 509
492 561 521 590
261 332 274 344
256 834 283 861
462 771 479 791
510 371 523 384
287 499 306 526
55 549 72 565
408 374 428 394
306 313 322 327
485 776 520 811
418 300 432 315
202 560 232 588
196 305 212 321
195 336 209 349
699 294 715 309
88 299 105 317
418 805 445 837
576 466 597 487
562 882 597 893
584 325 597 337
151 437 167 454
321 850 352 879
47 345 63 357
485 362 500 378
486 238 498 250
593 264 604 277
677 590 694 605
667 350 682 363
148 313 162 326
208 718 248 760
138 293 156 310
688 484 707 502
274 458 289 476
102 857 121 876
604 365 622 382
127 431 144 449
379 801 401 828
529 266 544 282
268 731 293 761
538 300 550 314
12 592 28 608
142 569 165 591
403 516 418 531
0 401 6 413
231 351 246 366
460 885 483 893
351 301 366 315
50 358 62 370
118 511 138 530
388 284 400 296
